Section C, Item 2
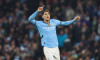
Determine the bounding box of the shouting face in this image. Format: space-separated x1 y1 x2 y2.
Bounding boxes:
42 10 50 21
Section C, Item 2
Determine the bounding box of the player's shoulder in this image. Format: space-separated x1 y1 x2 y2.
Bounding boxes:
50 19 57 20
36 20 43 25
50 19 58 22
36 20 43 23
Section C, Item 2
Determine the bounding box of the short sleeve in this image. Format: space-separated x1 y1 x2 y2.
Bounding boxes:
53 19 61 26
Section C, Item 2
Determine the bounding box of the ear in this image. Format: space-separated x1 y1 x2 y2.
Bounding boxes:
42 15 44 18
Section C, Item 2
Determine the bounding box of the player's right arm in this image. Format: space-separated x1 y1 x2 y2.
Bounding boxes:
28 6 44 24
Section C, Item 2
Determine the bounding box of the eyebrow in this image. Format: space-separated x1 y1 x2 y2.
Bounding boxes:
45 13 49 14
44 12 50 15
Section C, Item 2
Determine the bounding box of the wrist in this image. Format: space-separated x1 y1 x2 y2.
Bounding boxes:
36 10 40 13
37 10 40 12
73 19 76 21
74 18 78 21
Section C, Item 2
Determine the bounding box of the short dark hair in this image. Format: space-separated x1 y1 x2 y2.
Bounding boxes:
42 9 50 15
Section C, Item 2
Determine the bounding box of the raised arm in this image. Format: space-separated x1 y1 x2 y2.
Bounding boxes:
60 19 75 25
28 11 39 24
28 6 44 24
56 16 80 26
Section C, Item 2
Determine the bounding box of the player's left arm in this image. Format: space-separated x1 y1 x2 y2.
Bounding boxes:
56 16 80 26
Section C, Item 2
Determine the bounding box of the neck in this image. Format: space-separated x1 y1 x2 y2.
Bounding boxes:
44 20 50 23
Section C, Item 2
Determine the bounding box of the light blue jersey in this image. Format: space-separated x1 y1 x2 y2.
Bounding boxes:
28 11 75 48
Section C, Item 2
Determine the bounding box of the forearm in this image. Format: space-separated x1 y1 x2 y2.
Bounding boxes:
28 11 39 21
61 19 75 25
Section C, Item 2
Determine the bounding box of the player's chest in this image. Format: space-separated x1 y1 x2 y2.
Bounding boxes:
37 22 56 31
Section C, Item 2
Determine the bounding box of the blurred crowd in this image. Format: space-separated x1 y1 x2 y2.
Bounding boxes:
0 0 100 60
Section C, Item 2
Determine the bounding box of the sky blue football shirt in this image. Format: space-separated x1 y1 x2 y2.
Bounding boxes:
28 11 75 48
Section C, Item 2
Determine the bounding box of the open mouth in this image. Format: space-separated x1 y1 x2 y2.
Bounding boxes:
47 17 49 18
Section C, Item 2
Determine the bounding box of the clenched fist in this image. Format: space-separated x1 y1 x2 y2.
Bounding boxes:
37 6 45 12
74 16 80 21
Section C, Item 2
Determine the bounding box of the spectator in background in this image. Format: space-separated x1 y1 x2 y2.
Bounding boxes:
75 22 81 42
81 22 89 37
79 14 91 28
14 47 21 60
92 16 97 31
28 25 35 39
81 34 88 46
57 30 68 51
97 5 100 17
97 18 100 34
68 24 75 45
84 11 90 21
65 5 75 20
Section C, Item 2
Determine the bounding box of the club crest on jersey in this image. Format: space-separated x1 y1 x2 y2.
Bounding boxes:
48 24 50 26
